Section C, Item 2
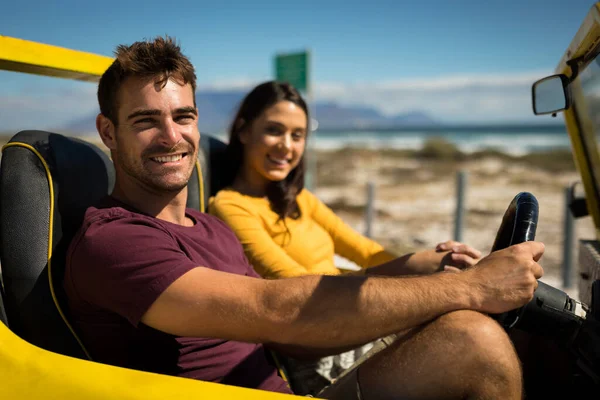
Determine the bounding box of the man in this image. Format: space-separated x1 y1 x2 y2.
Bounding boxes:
64 36 543 399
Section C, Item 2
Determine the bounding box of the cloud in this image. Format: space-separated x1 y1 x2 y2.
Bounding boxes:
195 70 553 123
197 77 270 91
0 84 99 132
0 70 555 132
313 71 553 122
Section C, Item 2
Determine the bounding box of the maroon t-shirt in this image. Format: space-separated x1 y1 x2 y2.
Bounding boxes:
63 197 291 394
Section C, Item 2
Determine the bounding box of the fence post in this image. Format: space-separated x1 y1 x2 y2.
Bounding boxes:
454 170 468 242
365 181 375 238
562 186 575 288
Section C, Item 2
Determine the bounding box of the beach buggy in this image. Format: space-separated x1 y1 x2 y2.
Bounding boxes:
2 3 600 398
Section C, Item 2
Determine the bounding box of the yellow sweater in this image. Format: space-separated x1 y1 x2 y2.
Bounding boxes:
209 189 395 279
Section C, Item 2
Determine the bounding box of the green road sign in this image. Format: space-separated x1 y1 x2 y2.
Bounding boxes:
274 51 309 93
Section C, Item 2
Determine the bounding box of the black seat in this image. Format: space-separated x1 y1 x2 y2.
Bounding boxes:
0 130 227 359
194 134 228 211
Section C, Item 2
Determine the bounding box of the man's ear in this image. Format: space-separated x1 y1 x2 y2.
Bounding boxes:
96 114 117 150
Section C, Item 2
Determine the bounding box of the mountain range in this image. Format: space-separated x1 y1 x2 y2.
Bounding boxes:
64 89 438 134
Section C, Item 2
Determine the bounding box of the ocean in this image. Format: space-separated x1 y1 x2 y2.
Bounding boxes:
205 124 570 155
211 124 570 155
308 124 570 155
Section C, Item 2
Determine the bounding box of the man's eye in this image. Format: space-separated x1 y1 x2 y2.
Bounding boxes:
292 132 305 140
134 118 155 125
176 115 195 122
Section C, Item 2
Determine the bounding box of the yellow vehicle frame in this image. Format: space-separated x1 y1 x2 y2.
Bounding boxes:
0 36 302 399
0 35 113 81
554 2 600 239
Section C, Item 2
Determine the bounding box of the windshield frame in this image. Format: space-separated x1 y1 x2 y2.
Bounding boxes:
552 2 600 237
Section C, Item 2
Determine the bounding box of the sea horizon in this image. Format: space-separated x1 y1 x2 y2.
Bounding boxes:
210 122 571 155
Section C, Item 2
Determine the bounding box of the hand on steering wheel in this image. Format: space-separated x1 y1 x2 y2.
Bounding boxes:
466 242 544 316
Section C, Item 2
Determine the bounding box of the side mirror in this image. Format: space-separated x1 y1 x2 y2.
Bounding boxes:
532 74 571 115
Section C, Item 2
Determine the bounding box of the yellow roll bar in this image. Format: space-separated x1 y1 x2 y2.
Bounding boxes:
554 3 600 237
0 35 113 81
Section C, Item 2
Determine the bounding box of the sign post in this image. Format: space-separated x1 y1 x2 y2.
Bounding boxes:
274 51 309 92
274 50 316 190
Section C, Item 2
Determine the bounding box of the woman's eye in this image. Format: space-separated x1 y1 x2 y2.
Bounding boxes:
266 126 282 135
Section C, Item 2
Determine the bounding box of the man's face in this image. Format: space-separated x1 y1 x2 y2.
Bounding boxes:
109 76 199 193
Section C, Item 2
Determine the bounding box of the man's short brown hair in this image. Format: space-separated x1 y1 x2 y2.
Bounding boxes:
98 36 197 126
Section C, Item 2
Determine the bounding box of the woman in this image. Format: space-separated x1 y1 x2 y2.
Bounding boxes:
209 80 480 394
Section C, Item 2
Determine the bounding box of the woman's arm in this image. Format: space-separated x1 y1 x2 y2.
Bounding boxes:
307 191 480 274
305 190 396 268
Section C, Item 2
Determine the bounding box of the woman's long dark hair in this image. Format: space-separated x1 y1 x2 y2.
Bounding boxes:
225 81 310 220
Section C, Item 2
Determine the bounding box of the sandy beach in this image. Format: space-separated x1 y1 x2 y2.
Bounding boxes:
314 139 596 299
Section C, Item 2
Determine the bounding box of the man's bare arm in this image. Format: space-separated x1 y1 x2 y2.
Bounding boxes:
141 267 470 348
141 242 544 350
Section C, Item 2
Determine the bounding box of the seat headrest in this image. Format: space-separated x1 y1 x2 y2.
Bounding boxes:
197 134 228 206
0 130 114 358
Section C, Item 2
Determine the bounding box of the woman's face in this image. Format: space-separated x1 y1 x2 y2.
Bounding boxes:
239 100 307 187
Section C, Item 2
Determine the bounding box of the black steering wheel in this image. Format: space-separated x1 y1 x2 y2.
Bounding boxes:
490 192 539 329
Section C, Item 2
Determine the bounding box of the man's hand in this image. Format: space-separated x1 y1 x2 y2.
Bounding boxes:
436 240 482 273
461 241 545 314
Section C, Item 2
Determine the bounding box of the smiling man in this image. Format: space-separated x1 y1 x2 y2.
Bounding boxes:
95 46 199 223
63 36 549 400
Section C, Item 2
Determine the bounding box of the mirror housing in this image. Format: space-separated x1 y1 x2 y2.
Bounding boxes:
532 74 571 115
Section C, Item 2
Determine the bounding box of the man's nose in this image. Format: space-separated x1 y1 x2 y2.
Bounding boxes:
159 119 182 147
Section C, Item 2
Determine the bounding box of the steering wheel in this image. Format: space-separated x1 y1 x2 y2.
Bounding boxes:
490 192 539 329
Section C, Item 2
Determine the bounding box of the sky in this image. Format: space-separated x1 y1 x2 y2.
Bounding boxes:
0 0 596 131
